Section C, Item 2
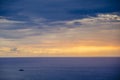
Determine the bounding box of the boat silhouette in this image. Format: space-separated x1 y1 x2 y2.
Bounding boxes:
19 69 24 71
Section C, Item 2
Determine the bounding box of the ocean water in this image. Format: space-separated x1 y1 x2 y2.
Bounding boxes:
0 57 119 80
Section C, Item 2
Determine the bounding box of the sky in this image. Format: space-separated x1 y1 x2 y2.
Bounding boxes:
0 0 120 57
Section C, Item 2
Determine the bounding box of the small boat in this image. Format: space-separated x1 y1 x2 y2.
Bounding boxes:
19 69 24 71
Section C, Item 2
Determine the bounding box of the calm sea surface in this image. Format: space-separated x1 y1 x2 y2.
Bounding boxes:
0 57 120 80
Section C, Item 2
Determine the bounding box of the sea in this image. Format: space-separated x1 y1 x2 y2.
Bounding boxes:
0 57 120 80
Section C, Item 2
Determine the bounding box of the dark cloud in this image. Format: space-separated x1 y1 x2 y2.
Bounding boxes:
0 0 120 21
10 47 18 52
0 0 120 39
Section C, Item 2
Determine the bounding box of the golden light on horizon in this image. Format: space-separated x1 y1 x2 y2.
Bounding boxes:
0 46 119 57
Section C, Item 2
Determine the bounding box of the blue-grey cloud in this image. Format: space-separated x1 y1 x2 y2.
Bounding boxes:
0 0 120 21
0 0 120 40
0 14 120 40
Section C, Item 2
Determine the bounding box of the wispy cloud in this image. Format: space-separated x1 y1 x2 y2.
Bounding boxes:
56 14 120 25
0 0 120 57
0 13 120 57
0 16 25 24
0 13 120 42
